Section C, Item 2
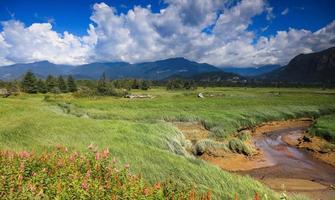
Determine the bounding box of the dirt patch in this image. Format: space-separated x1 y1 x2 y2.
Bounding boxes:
201 151 274 171
251 118 312 136
174 122 210 143
262 178 328 191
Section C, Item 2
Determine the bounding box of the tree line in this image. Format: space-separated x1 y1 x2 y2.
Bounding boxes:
0 71 154 96
1 71 205 97
20 71 78 94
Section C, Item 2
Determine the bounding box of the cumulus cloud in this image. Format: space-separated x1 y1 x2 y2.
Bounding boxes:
0 20 92 65
0 0 334 67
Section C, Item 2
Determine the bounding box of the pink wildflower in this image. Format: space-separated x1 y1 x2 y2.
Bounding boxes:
19 151 30 159
95 152 102 160
102 148 109 158
82 180 88 190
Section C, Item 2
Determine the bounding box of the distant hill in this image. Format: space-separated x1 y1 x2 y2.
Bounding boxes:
0 57 222 80
71 62 134 79
261 47 335 84
166 71 245 84
223 65 280 77
0 61 73 80
134 57 221 80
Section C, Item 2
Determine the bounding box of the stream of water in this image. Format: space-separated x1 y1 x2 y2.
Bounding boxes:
241 126 335 199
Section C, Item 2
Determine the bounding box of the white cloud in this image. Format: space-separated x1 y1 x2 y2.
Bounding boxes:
281 8 289 15
0 0 334 67
0 20 92 65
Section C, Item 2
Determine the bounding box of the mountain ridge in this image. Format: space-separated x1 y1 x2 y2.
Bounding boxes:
260 47 335 84
0 57 224 80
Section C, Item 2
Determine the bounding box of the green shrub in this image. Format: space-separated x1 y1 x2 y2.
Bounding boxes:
193 139 228 156
236 130 251 141
0 147 209 199
228 138 252 156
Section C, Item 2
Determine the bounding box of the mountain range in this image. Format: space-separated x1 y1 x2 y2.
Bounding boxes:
223 65 281 77
261 47 335 84
0 47 334 84
0 57 223 81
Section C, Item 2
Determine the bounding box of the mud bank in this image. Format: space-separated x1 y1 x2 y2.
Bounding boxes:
175 119 335 200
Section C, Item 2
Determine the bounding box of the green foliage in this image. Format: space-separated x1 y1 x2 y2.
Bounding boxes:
228 138 252 156
37 79 48 94
236 130 251 141
73 86 97 98
58 76 68 93
193 139 228 156
167 79 197 90
310 114 335 143
45 75 58 93
97 73 109 95
21 71 38 93
1 87 335 199
140 80 151 90
0 147 205 199
67 75 78 92
6 81 20 95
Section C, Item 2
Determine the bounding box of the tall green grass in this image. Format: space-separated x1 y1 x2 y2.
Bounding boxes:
310 114 335 143
1 87 335 199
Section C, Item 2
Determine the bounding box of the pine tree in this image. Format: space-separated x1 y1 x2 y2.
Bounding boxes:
21 71 38 93
58 76 68 93
67 75 77 92
37 79 48 93
45 75 58 92
140 80 150 90
132 79 140 89
97 73 108 95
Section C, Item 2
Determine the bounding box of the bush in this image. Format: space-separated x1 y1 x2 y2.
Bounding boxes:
0 147 210 199
228 138 252 156
73 86 97 98
193 139 228 156
236 130 251 141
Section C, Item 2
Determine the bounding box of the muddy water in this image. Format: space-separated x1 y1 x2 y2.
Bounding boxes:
241 125 335 199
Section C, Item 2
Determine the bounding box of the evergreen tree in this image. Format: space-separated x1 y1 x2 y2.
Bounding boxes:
140 80 150 90
67 75 78 92
132 79 140 89
58 76 68 93
45 75 58 92
21 71 38 93
97 73 108 95
37 79 48 93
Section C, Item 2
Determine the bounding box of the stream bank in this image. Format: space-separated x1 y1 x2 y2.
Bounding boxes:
175 119 335 200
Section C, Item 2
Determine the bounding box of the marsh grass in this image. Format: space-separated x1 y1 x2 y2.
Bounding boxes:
310 114 335 143
1 87 335 199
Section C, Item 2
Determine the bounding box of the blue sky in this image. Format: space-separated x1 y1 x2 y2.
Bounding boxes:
0 0 334 67
0 0 167 35
1 0 334 36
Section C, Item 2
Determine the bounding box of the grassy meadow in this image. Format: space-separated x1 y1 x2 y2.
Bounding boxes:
1 87 335 199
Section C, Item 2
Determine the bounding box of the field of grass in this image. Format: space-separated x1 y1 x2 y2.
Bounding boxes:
1 87 334 199
310 114 335 143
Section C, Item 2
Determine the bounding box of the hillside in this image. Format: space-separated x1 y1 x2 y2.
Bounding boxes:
166 71 245 84
0 58 223 80
0 61 73 80
223 65 280 77
261 47 335 84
